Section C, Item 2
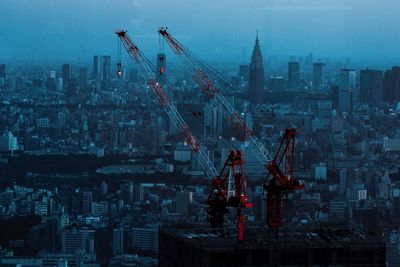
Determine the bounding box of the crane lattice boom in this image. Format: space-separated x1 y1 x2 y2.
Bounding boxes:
116 30 218 178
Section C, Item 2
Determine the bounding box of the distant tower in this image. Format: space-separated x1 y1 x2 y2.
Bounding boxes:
338 69 356 113
360 68 383 104
288 61 300 89
383 66 400 103
92 56 111 90
248 32 264 104
61 64 72 90
313 63 326 89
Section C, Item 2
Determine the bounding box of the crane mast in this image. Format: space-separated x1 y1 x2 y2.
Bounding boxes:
115 30 218 179
207 150 252 241
264 128 305 227
158 27 273 164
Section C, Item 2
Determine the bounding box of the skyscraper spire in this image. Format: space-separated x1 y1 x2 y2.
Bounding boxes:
248 33 264 104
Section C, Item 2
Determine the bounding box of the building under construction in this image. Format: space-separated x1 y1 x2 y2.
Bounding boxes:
159 225 386 267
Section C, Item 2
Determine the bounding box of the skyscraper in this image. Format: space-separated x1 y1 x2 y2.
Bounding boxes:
383 66 400 103
248 34 264 104
288 61 300 89
61 64 72 89
313 63 326 89
338 69 356 113
45 218 59 252
360 69 383 104
93 55 111 82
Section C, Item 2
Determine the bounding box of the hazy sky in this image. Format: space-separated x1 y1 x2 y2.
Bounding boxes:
0 0 399 63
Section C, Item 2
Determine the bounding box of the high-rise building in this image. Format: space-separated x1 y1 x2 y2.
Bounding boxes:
383 66 400 103
45 218 59 252
93 55 111 81
360 69 383 104
0 64 6 88
313 62 326 89
61 64 72 89
61 226 94 254
176 191 193 216
338 69 356 113
248 34 264 104
288 61 300 89
112 228 125 255
81 191 92 215
129 226 158 253
120 182 134 204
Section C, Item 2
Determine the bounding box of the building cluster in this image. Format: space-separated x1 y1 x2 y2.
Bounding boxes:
1 35 400 266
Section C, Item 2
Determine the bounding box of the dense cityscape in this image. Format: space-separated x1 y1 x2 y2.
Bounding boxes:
1 7 400 266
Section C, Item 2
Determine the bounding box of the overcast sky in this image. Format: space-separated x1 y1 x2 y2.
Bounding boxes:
0 0 399 63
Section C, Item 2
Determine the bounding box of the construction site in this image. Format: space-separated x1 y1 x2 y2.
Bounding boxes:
113 28 388 267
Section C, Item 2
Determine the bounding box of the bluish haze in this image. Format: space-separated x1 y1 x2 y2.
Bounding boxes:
0 0 399 62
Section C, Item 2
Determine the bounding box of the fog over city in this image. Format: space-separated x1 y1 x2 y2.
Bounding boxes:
1 0 399 63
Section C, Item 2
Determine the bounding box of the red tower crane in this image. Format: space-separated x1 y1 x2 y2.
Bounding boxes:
207 150 252 241
264 128 304 227
158 27 305 229
116 30 252 240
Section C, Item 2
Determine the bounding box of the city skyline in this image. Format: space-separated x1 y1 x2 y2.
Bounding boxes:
2 1 400 266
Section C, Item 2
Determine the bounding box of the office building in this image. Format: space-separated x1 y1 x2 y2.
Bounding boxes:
338 69 356 113
360 69 383 104
176 191 193 216
93 56 111 81
383 66 400 103
81 191 92 215
288 61 300 89
112 228 124 255
45 218 59 252
128 226 158 253
248 34 264 104
120 182 134 204
61 64 72 89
